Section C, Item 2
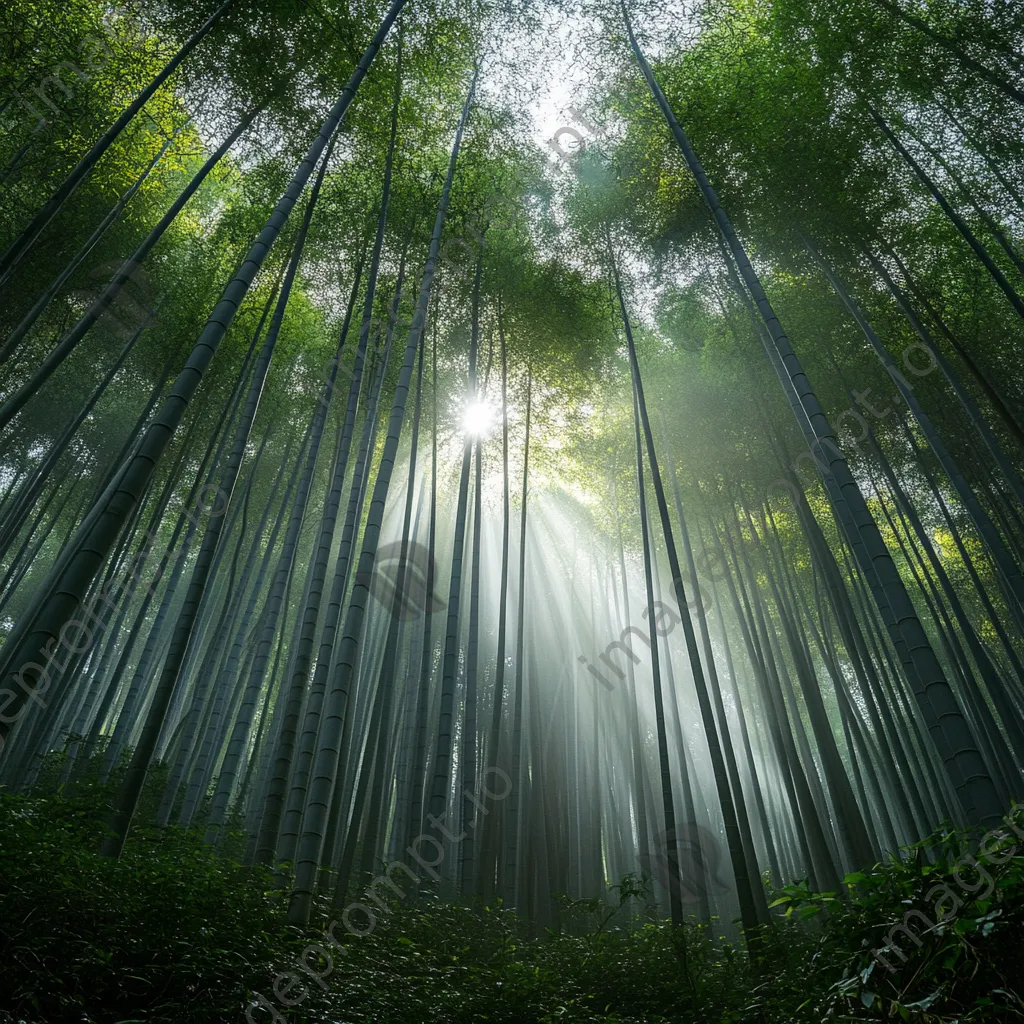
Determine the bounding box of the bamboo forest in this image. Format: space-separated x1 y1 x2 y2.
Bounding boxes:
3 0 1024 1020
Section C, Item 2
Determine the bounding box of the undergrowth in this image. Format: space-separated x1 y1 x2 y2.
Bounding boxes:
0 777 1022 1023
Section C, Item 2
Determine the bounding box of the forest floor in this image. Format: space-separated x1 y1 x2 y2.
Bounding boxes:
1 777 1023 1023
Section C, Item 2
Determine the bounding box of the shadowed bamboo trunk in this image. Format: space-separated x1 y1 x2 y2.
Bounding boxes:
163 430 275 822
98 140 335 856
665 455 771 922
609 236 764 941
264 38 406 861
403 312 441 855
478 295 511 896
459 431 484 890
201 424 313 840
744 498 876 869
355 309 426 892
0 0 405 763
811 245 1024 622
286 68 477 926
620 0 1002 826
630 380 684 929
275 264 397 868
427 251 483 841
241 259 367 859
504 365 531 908
902 125 1024 279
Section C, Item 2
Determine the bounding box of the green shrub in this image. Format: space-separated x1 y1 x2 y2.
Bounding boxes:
1 789 1022 1023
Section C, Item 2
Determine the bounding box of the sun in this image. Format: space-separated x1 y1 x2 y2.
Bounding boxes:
462 399 494 437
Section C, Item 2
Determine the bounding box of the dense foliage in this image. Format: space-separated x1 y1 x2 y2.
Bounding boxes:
1 786 1023 1022
3 0 1024 1018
